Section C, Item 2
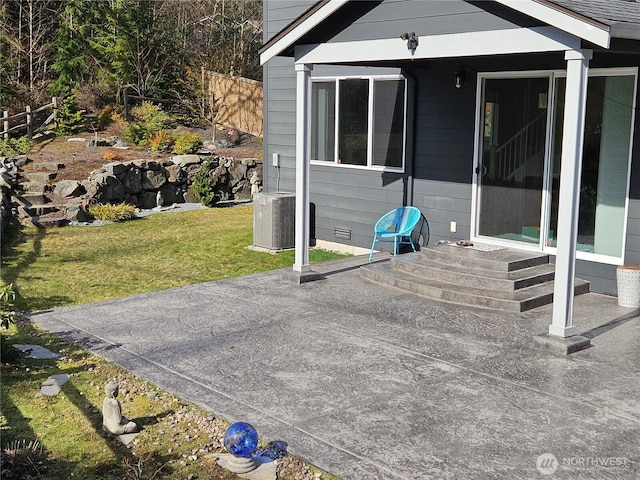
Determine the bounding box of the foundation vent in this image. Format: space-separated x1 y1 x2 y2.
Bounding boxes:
334 226 351 240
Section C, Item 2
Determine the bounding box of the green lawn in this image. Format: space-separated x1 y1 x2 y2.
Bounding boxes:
1 205 344 312
0 205 344 479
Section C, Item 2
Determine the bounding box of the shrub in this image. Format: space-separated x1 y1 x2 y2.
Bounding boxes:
54 95 85 134
172 131 202 154
0 137 31 156
226 128 240 145
192 159 221 207
1 283 17 330
1 283 22 364
149 129 175 153
88 203 137 222
122 102 172 147
96 105 116 131
107 110 127 138
0 439 47 478
103 149 123 162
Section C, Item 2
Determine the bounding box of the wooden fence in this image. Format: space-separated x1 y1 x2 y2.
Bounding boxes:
122 90 172 120
2 97 60 139
202 70 263 137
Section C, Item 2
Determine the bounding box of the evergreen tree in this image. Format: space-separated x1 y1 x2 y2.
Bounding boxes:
103 0 182 99
49 0 99 96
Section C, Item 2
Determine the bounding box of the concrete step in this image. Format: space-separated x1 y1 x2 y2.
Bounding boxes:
17 204 61 218
31 162 65 171
26 171 57 183
20 215 67 228
418 244 549 272
14 193 49 207
391 252 556 291
361 261 590 312
21 182 51 193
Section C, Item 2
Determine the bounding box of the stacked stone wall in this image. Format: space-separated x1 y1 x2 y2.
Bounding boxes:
62 155 262 211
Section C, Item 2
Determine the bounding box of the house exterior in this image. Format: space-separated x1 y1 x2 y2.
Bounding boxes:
260 0 640 337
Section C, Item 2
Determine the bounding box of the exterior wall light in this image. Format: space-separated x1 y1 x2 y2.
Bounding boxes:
400 32 419 54
455 68 468 88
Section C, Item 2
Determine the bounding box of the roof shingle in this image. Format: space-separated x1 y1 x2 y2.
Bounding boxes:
549 0 640 26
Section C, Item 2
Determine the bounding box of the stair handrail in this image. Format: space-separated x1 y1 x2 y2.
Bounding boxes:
494 112 547 180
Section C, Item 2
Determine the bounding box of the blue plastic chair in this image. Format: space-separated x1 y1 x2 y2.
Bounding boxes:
369 206 422 260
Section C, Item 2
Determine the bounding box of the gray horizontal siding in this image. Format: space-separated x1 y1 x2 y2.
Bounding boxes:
329 0 539 43
265 122 296 136
549 257 617 295
623 68 640 267
267 67 297 83
309 164 406 248
625 204 640 266
264 0 316 42
575 261 618 295
411 62 477 243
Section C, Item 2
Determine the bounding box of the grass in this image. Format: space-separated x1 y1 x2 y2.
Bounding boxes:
2 323 336 479
1 205 345 479
1 205 344 312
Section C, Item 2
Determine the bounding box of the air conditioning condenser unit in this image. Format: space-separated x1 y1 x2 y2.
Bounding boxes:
253 192 295 250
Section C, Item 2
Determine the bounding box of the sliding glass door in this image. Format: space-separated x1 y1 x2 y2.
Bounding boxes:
476 76 550 245
474 69 636 262
546 72 636 259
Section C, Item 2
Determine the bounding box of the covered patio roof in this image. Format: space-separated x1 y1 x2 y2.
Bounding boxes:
260 0 640 65
260 0 640 343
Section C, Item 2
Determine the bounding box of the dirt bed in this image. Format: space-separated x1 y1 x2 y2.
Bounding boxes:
26 127 263 183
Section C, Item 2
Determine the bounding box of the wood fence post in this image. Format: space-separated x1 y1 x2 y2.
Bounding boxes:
123 90 130 120
25 105 32 139
52 97 59 131
201 67 206 117
2 111 8 140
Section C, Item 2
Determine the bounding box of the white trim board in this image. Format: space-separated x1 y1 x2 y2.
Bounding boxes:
295 26 580 65
260 0 349 65
494 0 610 48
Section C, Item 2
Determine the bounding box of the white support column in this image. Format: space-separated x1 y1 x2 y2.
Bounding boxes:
293 63 313 273
549 49 592 338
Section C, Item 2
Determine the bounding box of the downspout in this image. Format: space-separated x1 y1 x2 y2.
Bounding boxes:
401 68 417 207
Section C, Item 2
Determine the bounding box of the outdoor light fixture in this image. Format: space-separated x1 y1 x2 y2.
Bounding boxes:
400 32 419 54
455 68 468 89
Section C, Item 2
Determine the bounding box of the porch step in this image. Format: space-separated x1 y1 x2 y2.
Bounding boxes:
417 244 549 272
361 245 590 312
391 253 557 291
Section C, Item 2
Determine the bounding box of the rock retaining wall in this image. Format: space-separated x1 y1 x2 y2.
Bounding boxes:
72 155 262 211
3 153 262 226
78 155 262 209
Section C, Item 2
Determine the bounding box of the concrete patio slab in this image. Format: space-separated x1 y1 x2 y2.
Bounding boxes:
31 256 640 479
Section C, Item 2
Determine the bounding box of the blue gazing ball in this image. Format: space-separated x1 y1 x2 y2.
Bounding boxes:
223 422 258 457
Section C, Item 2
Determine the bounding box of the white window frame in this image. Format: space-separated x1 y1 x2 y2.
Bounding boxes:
545 67 638 265
310 74 407 173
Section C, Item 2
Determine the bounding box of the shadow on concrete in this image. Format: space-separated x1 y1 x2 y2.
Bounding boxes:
581 307 640 339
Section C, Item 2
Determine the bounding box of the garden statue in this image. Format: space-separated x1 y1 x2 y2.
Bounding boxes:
102 381 138 435
155 191 164 209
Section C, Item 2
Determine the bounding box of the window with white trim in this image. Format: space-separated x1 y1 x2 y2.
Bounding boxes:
311 76 406 171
